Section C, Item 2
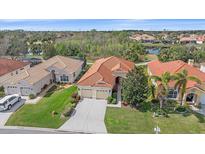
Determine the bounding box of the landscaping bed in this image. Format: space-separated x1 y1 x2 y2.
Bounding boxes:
6 86 77 129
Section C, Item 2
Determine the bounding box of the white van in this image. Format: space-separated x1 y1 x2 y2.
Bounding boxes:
0 94 21 111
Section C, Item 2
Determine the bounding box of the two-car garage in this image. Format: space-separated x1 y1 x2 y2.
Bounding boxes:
79 87 111 100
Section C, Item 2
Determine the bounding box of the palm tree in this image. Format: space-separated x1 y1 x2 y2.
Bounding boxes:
174 69 201 105
150 72 173 109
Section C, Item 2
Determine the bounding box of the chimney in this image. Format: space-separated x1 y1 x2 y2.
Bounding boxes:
188 59 194 66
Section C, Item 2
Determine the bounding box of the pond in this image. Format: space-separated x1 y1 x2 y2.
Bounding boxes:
146 48 160 55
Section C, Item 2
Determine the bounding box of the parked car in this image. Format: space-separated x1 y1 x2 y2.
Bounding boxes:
0 94 21 111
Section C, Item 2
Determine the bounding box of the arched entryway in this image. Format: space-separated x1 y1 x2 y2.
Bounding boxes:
186 93 198 104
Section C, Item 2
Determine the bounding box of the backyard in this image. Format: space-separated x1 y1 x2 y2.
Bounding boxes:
105 107 205 134
6 85 77 128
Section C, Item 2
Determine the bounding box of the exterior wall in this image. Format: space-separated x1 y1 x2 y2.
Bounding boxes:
32 73 52 95
78 86 112 99
47 64 82 83
4 80 33 96
4 73 52 96
73 64 83 82
0 64 30 86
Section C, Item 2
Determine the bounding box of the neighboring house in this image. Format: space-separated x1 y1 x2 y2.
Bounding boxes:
179 34 197 44
0 58 30 87
4 55 84 96
179 34 205 44
77 56 135 99
130 34 157 43
148 60 205 105
196 35 205 44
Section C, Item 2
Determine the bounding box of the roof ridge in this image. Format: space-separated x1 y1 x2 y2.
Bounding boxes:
173 61 187 73
55 56 66 68
78 57 112 84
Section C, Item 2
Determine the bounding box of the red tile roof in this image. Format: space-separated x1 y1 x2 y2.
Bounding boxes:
0 58 29 76
77 56 135 88
148 60 205 89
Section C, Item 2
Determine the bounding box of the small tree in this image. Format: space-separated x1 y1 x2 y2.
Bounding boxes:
174 69 201 105
122 66 149 106
150 72 173 109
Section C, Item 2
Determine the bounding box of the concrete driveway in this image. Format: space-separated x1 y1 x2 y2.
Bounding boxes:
0 99 25 127
60 98 107 133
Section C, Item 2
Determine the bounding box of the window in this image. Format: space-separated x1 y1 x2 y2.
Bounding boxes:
167 89 178 99
8 96 16 102
97 90 107 92
73 72 76 77
16 71 18 74
60 74 69 82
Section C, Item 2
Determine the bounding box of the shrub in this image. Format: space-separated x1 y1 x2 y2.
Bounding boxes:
112 92 117 99
155 109 169 117
0 91 5 97
0 86 4 92
175 106 187 113
63 106 74 117
111 98 117 104
71 92 78 99
107 96 113 104
164 100 178 113
138 101 151 112
76 95 81 101
51 110 58 117
29 94 36 99
150 99 160 112
71 98 77 104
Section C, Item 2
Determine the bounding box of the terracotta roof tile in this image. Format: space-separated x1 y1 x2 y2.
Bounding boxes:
0 58 30 76
78 56 135 88
148 60 205 89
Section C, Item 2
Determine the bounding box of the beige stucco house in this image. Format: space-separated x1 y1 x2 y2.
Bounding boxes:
4 55 84 96
0 58 30 87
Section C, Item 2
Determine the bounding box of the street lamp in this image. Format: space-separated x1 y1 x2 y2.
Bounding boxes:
154 125 160 134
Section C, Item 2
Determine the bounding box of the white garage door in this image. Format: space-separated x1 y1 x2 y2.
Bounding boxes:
81 89 92 98
96 90 108 99
20 87 33 96
200 93 205 104
6 86 19 95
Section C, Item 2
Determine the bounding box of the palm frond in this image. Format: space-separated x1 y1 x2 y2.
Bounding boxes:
187 76 202 84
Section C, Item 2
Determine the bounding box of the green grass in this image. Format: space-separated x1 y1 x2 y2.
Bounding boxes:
6 86 77 129
105 107 205 134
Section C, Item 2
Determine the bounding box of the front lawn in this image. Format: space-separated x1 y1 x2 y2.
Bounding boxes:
105 107 205 134
6 85 77 128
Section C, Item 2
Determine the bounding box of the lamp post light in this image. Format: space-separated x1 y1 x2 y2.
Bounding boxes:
153 112 161 134
154 125 160 134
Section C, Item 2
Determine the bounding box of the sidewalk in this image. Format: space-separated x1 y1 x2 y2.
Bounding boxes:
0 126 79 134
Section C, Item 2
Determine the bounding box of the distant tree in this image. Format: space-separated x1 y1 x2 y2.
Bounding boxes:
42 42 56 59
158 45 190 62
122 66 149 106
123 43 145 63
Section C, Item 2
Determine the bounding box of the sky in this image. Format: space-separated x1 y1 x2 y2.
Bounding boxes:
1 19 205 31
